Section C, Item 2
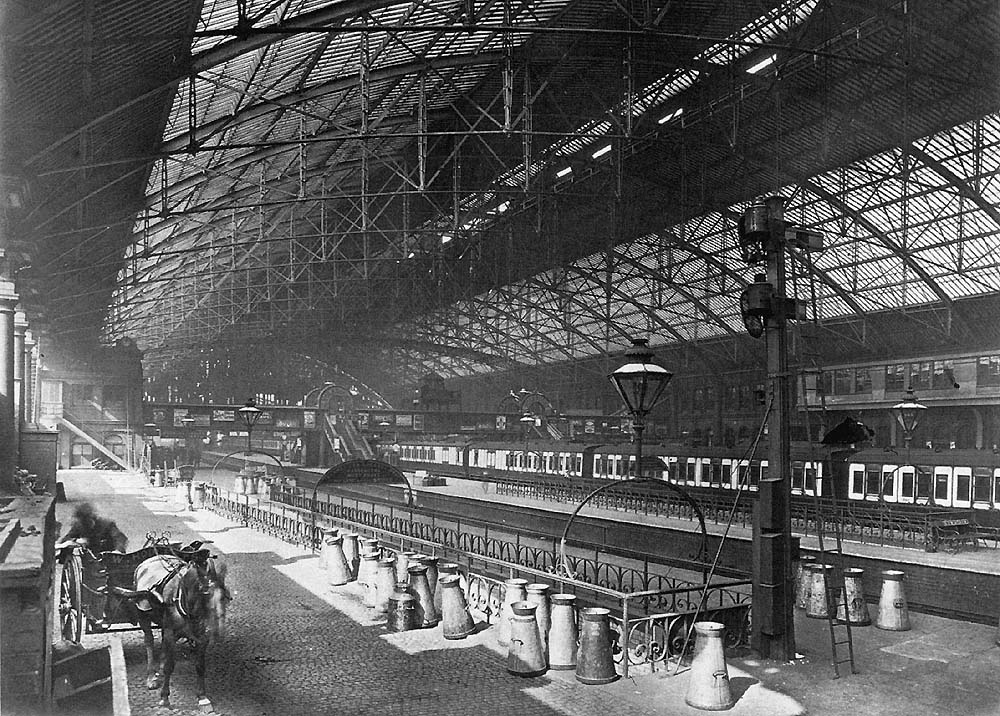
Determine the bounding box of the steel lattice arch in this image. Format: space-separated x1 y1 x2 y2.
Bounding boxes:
3 0 1000 404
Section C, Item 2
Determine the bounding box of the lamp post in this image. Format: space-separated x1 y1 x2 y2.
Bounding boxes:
890 387 927 450
238 400 262 454
609 338 673 480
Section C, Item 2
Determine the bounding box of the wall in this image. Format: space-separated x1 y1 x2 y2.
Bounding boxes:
0 496 56 714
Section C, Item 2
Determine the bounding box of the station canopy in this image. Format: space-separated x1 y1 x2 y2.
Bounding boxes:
4 0 1000 392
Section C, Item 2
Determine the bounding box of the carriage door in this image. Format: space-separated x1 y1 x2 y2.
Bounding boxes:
952 466 972 508
897 465 916 504
933 466 953 506
972 467 992 510
791 461 805 495
721 459 734 489
803 461 819 496
848 463 865 501
881 464 899 502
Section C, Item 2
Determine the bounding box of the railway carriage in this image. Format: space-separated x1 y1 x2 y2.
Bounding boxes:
398 437 1000 518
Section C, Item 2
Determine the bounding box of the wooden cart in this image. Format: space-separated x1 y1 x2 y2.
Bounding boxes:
54 535 195 642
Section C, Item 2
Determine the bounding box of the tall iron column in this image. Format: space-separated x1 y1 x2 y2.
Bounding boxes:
23 331 36 426
13 310 27 461
0 282 20 491
740 195 812 661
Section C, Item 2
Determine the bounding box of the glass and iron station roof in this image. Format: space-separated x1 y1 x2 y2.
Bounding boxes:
3 0 1000 395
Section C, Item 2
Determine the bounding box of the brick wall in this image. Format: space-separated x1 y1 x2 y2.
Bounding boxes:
1 496 56 715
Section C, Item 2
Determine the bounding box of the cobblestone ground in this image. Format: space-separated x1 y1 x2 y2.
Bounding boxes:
59 469 1000 716
57 471 698 716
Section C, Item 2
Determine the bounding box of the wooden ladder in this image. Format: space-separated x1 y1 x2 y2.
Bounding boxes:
813 507 857 677
795 321 857 678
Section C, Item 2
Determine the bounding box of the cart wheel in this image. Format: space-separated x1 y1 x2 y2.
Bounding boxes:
56 552 84 643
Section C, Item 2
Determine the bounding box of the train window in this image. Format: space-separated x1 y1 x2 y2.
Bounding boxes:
973 468 992 503
954 468 972 506
885 364 906 392
899 466 915 500
705 460 718 487
915 466 932 500
978 355 1000 387
932 360 956 390
804 464 817 493
881 466 895 498
722 462 732 488
865 466 881 497
627 455 636 478
850 465 864 496
573 454 582 474
791 462 804 491
994 468 1000 505
759 461 768 482
934 469 950 503
685 459 697 484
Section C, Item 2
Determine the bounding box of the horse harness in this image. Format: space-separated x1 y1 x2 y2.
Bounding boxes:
140 550 217 619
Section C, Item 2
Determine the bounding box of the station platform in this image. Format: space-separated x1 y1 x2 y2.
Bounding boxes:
400 474 1000 576
57 467 1000 716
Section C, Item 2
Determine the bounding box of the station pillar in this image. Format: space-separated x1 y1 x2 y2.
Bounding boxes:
23 331 36 426
13 309 27 461
737 195 819 662
0 281 20 492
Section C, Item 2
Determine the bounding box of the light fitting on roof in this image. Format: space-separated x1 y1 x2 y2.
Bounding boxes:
592 144 612 159
747 53 777 74
441 234 453 244
556 166 573 178
657 107 684 125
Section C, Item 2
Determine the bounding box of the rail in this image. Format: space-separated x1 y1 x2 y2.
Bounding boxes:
202 483 750 678
473 471 951 550
210 451 957 550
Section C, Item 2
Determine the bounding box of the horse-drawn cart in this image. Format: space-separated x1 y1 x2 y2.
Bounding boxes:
52 534 230 709
54 535 197 642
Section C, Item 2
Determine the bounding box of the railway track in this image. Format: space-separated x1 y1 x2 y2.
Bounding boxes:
208 454 1000 624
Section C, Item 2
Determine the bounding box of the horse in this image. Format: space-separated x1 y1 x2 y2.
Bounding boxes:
130 550 231 710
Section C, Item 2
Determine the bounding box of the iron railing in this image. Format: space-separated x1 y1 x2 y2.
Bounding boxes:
203 483 750 678
493 475 942 549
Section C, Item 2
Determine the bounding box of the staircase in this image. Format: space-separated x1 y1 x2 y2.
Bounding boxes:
323 414 373 461
58 417 131 471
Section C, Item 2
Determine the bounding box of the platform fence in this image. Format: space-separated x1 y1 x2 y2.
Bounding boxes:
493 476 936 549
203 483 751 678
